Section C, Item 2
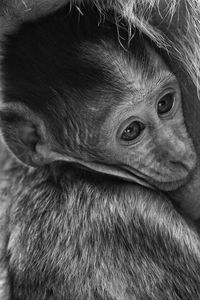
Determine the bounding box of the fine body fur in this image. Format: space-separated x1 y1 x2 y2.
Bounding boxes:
1 139 200 299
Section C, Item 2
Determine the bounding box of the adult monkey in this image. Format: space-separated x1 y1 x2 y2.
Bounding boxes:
1 1 200 300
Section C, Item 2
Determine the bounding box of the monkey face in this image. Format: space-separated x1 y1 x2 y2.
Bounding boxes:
0 13 196 192
99 69 197 191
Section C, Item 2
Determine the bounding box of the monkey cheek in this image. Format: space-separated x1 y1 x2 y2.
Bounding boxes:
183 151 197 173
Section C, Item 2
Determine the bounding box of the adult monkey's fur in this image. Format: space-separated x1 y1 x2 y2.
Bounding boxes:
1 0 200 85
1 0 200 299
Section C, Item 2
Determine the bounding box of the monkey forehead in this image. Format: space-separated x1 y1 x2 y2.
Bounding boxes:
122 46 175 96
79 38 175 95
123 71 177 104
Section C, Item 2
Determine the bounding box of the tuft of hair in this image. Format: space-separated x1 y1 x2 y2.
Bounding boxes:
70 0 200 95
3 0 199 94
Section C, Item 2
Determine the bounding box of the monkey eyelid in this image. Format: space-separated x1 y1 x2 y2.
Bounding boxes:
116 116 146 146
156 92 178 120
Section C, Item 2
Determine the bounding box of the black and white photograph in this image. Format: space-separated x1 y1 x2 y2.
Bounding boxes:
0 0 200 299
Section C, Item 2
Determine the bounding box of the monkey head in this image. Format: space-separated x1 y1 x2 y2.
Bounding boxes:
0 7 197 192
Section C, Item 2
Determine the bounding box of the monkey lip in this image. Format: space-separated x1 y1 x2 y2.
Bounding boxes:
151 176 190 192
121 165 192 192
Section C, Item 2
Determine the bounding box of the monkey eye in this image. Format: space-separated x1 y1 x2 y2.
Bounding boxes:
157 93 175 116
120 121 145 142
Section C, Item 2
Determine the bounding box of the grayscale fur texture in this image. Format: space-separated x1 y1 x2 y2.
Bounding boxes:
1 0 200 89
1 1 200 299
1 137 200 299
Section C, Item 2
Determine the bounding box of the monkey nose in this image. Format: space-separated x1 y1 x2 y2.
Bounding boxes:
159 139 197 172
169 159 189 173
168 145 197 172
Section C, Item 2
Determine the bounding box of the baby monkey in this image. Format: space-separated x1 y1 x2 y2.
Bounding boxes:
0 8 197 199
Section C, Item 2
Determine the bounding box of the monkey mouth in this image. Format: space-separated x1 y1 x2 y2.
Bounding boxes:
77 161 188 192
114 165 188 192
150 176 190 192
118 165 157 190
76 161 156 190
121 165 190 192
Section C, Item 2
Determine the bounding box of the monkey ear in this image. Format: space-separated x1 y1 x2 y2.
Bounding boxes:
0 103 55 167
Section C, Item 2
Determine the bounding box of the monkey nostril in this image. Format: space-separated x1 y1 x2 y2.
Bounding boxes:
170 160 191 174
170 160 184 166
